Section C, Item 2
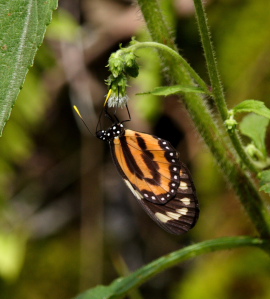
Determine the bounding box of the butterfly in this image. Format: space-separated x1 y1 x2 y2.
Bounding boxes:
74 95 199 235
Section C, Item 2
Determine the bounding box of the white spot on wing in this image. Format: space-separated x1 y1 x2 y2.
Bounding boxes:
176 208 188 215
180 181 188 190
181 197 191 205
166 211 181 220
155 212 170 223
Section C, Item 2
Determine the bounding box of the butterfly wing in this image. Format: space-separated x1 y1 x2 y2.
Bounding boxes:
111 129 182 204
109 129 199 234
137 163 199 234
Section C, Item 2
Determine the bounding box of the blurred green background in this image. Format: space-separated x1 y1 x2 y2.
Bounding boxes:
0 0 270 298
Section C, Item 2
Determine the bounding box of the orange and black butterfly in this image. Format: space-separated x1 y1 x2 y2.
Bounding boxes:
74 95 199 235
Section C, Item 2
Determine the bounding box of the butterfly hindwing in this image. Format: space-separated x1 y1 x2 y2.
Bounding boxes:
123 162 199 235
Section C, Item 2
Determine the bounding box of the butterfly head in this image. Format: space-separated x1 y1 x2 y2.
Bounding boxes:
96 123 125 141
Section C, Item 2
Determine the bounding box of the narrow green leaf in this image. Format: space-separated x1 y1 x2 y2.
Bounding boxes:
259 170 270 194
233 100 270 119
137 85 206 96
73 237 268 299
75 286 112 299
239 114 269 157
0 0 58 135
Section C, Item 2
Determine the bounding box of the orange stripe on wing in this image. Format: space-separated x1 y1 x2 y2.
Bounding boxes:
114 137 169 201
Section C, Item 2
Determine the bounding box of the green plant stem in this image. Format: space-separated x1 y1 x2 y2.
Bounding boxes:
230 132 258 172
75 237 269 299
193 0 227 119
137 0 270 238
193 0 257 172
125 42 211 96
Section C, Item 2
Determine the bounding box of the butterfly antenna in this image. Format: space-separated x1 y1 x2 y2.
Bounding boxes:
73 105 95 137
104 89 112 107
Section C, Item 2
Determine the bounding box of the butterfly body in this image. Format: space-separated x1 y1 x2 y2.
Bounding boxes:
96 123 199 235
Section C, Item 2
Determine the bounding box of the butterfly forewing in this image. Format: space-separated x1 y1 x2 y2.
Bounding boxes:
112 130 182 204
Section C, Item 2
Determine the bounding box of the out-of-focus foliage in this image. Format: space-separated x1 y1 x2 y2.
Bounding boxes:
132 45 162 122
172 249 270 299
0 52 52 282
0 0 270 299
0 232 27 281
45 9 79 42
212 0 270 101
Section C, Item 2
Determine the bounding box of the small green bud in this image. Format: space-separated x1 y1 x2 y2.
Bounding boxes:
108 53 125 77
225 118 238 131
122 52 139 77
125 52 136 67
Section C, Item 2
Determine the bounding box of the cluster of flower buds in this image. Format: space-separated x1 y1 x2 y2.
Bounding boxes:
106 44 139 108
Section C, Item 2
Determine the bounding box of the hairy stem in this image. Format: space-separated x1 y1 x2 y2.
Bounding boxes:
193 0 257 172
137 0 270 238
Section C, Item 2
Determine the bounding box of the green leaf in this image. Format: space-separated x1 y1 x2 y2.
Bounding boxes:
0 0 58 135
137 85 206 96
239 114 269 157
73 237 268 299
259 170 270 194
233 100 270 119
